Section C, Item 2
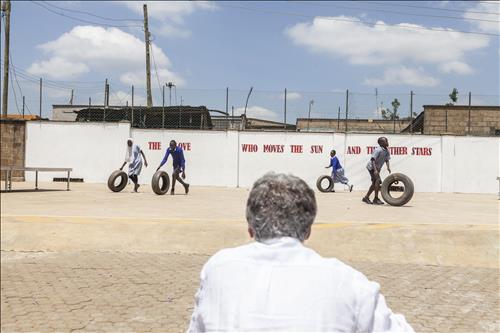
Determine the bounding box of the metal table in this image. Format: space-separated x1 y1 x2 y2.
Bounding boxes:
1 166 73 191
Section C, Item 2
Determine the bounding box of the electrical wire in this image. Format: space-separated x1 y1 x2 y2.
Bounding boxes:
9 53 33 114
293 1 500 23
217 3 500 37
9 67 21 114
149 34 164 93
31 1 143 29
353 1 500 16
40 1 143 22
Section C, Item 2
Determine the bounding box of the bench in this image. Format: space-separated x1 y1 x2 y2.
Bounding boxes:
1 166 73 191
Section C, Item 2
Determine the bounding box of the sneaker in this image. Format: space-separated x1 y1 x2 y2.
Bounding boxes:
373 198 385 205
362 197 372 204
185 184 190 195
349 185 354 192
134 184 140 192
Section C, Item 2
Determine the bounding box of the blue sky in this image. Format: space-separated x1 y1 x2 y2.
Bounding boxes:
2 1 499 121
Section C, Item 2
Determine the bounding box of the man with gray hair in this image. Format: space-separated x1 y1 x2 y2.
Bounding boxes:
188 173 413 333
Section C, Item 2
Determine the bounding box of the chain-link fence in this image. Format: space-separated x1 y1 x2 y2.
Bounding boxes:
3 72 499 135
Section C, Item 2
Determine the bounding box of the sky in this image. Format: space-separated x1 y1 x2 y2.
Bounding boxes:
1 1 499 121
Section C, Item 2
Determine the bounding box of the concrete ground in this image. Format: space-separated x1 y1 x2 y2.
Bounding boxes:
1 181 499 332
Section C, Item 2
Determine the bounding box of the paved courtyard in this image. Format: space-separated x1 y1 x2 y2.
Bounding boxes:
1 182 499 332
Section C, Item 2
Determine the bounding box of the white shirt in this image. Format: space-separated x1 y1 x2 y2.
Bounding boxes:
188 237 414 333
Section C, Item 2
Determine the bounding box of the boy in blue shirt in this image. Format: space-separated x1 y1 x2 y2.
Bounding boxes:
156 140 190 195
325 150 353 192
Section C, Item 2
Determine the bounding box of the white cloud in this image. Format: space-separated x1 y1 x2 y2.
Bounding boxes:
463 2 500 34
287 92 302 100
364 66 440 87
108 90 147 106
27 26 184 86
234 106 279 120
28 57 89 79
285 16 489 75
157 24 192 38
121 1 216 38
438 61 474 75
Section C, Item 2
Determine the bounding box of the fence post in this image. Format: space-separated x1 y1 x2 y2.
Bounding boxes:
103 79 108 123
226 87 229 130
162 85 165 129
345 89 349 132
393 112 396 133
337 106 340 131
445 109 448 132
22 96 25 118
410 91 413 134
284 88 287 130
231 105 234 129
39 78 42 120
468 91 471 135
131 85 134 127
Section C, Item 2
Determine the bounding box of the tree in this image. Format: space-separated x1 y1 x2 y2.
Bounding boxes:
447 88 458 105
381 98 401 120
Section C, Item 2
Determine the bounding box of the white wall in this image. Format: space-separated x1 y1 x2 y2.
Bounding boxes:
24 122 500 194
132 129 238 187
25 121 130 183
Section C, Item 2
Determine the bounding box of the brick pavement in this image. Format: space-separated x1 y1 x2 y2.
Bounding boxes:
1 250 498 333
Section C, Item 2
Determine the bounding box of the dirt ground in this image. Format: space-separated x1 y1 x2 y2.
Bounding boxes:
1 181 499 332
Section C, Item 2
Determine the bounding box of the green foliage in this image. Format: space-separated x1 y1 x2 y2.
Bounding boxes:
381 98 401 120
448 88 458 104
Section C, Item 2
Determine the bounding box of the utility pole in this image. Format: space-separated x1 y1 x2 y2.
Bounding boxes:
143 4 153 107
2 0 11 116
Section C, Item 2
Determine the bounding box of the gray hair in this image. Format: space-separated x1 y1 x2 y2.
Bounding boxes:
246 173 317 242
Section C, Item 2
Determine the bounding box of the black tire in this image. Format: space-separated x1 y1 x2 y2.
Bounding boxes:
151 170 170 195
381 173 414 206
316 175 334 192
108 170 128 192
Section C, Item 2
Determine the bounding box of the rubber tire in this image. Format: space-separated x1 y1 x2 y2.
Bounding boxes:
316 175 334 192
108 170 128 192
381 173 414 206
151 170 170 195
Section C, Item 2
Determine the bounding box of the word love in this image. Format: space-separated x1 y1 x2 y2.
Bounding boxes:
241 144 324 154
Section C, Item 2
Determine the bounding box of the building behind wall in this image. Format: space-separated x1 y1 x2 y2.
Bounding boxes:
421 105 500 136
296 118 412 133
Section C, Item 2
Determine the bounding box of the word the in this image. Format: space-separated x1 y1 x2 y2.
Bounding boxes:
148 142 161 150
148 141 191 151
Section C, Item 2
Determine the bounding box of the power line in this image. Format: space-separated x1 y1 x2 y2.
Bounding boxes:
294 1 500 23
217 3 500 37
149 34 163 93
31 1 143 29
40 1 143 22
354 1 500 16
9 53 32 114
9 67 21 114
